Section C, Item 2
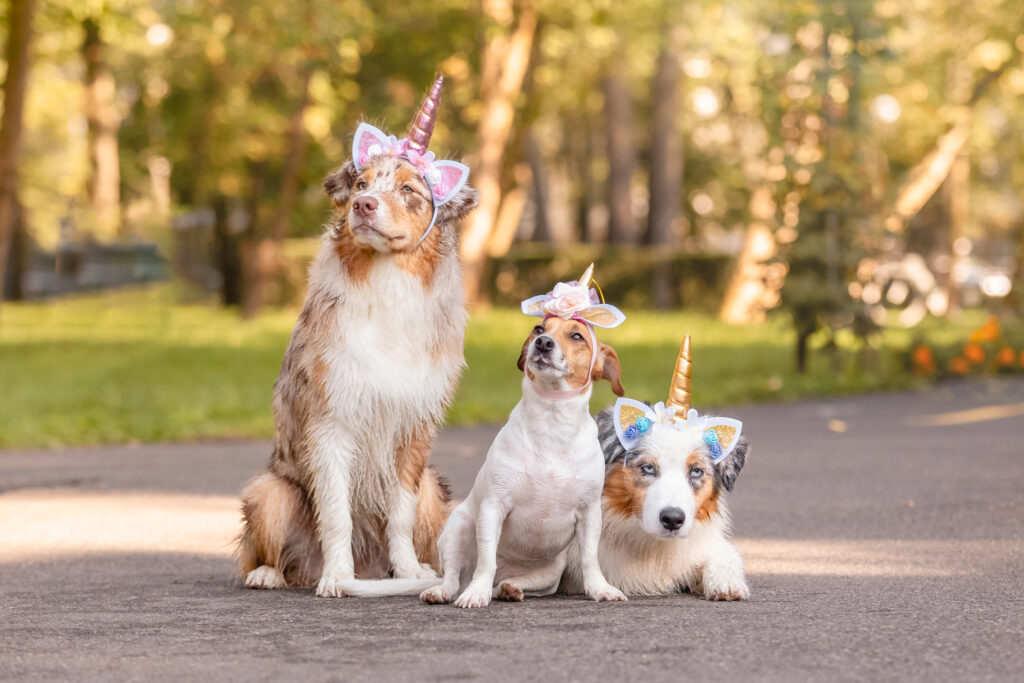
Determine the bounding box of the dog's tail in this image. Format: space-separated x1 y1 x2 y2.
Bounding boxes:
337 578 441 597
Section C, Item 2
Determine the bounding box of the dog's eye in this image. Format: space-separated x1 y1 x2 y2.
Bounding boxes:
639 463 656 476
689 466 704 479
533 325 544 335
402 185 413 193
357 181 368 190
571 333 584 341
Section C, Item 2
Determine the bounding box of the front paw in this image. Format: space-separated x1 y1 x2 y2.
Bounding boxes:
703 575 750 601
454 582 492 609
586 582 628 603
316 567 354 598
393 562 438 580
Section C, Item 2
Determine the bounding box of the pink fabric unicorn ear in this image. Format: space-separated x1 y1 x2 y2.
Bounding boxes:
428 160 470 205
352 123 392 171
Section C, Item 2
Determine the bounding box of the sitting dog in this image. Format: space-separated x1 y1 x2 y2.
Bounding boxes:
561 336 752 600
421 312 628 607
235 76 479 596
337 268 630 606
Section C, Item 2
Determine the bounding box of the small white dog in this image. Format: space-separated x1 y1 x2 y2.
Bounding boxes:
420 314 628 607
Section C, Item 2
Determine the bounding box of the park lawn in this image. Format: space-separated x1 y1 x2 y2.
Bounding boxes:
0 285 1003 449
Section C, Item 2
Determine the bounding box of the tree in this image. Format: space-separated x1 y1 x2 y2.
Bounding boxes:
0 0 37 312
82 15 122 238
460 0 538 306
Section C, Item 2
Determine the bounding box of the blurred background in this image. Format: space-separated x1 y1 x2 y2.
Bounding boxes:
0 0 1022 448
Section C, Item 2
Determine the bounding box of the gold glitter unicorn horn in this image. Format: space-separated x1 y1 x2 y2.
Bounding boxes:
666 335 692 415
406 74 443 153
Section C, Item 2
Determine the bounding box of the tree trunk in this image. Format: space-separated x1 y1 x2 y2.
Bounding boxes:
0 0 36 314
82 17 122 239
241 70 311 318
946 150 970 312
647 36 683 248
460 0 538 306
646 33 684 308
603 69 636 245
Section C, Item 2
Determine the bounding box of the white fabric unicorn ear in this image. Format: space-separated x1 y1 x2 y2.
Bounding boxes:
701 418 743 464
428 160 471 205
521 294 549 317
352 123 392 171
613 398 658 451
573 304 626 329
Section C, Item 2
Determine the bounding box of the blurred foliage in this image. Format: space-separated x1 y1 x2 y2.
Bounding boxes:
1 284 1016 448
5 0 1022 247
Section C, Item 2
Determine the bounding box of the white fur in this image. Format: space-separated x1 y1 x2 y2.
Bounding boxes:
307 237 464 597
423 335 626 608
565 425 749 600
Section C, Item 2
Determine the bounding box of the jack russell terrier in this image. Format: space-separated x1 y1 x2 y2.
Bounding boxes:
340 266 630 607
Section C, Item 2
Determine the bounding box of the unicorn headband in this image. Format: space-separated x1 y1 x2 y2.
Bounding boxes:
520 263 626 400
612 336 743 464
351 74 471 247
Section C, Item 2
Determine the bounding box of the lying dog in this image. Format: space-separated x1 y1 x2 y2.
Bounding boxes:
561 337 751 600
420 315 627 607
236 77 478 596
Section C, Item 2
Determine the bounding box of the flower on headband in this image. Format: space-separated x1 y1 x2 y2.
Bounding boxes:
543 282 595 319
704 430 719 446
405 148 436 171
636 417 651 433
623 424 641 440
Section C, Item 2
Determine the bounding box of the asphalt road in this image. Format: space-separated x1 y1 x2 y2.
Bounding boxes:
2 379 1023 682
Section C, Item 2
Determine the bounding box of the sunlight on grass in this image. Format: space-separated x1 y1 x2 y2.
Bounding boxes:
0 285 998 448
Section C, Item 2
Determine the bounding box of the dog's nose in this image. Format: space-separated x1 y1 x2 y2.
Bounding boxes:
534 336 555 353
659 507 685 531
352 195 378 217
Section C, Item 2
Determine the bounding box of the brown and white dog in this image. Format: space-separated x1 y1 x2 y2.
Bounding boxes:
236 80 479 597
561 339 751 600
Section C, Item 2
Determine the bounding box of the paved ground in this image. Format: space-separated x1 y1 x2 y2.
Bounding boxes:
2 379 1023 682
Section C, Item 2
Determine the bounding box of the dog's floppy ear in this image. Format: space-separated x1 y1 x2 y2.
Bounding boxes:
437 184 479 225
517 336 529 372
592 342 624 396
714 436 749 492
323 161 358 207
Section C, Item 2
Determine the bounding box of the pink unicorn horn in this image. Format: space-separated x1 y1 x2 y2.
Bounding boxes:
406 74 444 153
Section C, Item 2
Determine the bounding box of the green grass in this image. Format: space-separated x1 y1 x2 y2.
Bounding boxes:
0 285 1005 448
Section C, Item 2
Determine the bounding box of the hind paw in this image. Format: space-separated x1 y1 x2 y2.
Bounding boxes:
245 565 285 590
496 581 524 602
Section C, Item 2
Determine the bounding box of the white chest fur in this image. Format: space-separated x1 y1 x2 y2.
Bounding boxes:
309 243 465 434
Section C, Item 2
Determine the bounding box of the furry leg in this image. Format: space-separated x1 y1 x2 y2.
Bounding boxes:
700 538 750 601
421 508 474 605
453 501 505 609
311 426 357 598
388 485 436 579
576 501 627 603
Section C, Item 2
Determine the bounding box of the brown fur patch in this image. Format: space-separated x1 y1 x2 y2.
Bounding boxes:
688 451 720 521
603 462 649 519
335 230 374 285
497 581 525 602
237 472 322 588
396 424 433 492
413 466 451 570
